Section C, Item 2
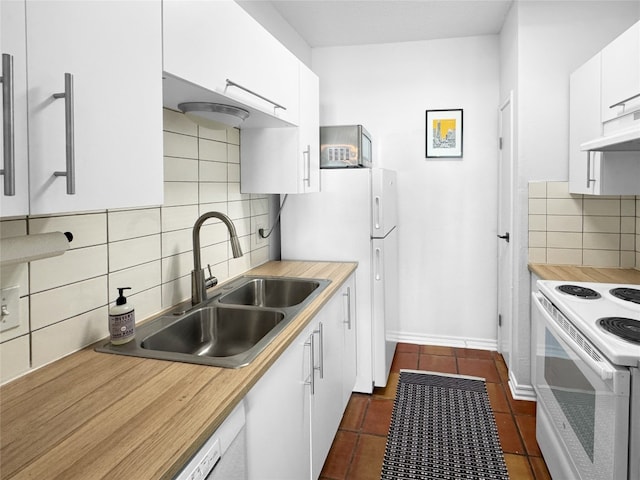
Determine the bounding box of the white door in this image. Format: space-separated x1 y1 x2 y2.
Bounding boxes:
497 93 513 365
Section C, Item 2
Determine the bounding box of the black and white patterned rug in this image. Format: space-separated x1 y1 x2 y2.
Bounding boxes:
381 370 509 480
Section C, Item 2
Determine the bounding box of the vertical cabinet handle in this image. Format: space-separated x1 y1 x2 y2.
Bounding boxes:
585 151 596 189
343 287 352 330
314 322 324 379
52 73 75 195
303 145 311 187
1 53 15 196
304 334 315 395
374 196 381 230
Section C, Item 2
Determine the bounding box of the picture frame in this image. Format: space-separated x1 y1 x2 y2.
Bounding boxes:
425 109 463 158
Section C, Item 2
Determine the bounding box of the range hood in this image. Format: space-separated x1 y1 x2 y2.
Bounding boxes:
581 124 640 152
162 72 296 129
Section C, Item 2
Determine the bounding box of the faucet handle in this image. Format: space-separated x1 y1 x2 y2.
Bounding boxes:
204 264 218 289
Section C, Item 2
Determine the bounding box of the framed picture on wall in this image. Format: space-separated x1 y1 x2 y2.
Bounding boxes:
426 109 463 158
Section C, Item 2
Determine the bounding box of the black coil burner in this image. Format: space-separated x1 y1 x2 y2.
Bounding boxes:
556 284 601 299
609 288 640 305
599 317 640 344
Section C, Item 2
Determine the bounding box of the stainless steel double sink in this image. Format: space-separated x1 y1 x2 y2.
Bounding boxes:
96 276 330 368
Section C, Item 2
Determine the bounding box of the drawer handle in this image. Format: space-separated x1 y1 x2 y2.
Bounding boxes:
52 73 76 195
1 54 15 196
225 79 286 113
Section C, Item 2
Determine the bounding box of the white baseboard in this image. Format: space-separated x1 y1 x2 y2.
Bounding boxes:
508 369 536 401
388 330 498 352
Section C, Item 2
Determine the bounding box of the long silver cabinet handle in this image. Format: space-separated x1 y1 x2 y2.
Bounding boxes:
303 145 311 187
314 323 324 379
343 287 352 330
52 73 75 195
225 79 286 112
1 53 15 196
304 334 315 395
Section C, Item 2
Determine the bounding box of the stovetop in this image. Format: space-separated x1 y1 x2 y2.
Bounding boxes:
537 280 640 366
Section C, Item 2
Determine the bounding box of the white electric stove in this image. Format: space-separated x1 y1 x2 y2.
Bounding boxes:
532 280 640 480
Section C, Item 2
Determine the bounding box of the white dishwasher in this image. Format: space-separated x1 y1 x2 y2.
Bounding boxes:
174 401 247 480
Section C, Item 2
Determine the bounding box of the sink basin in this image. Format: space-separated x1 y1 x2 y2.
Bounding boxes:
218 278 320 308
95 275 331 368
141 306 284 357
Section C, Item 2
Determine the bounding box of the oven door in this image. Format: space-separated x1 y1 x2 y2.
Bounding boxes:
532 292 630 480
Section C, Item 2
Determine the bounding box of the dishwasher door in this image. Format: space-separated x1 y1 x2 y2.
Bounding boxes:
206 429 246 480
174 402 247 480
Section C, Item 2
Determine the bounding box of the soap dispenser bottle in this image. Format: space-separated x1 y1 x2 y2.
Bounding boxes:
109 287 135 345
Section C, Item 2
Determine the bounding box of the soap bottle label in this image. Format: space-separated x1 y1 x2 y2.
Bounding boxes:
109 310 135 344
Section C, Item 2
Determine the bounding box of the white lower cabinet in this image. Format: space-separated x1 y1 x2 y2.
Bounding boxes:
244 274 356 480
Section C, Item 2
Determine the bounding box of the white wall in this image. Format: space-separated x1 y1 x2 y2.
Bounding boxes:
313 36 501 348
500 1 639 395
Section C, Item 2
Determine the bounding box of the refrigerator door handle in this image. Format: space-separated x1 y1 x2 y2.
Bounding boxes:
375 248 382 281
374 196 381 230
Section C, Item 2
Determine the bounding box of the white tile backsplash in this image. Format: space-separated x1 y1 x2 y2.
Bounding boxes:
108 235 161 273
528 181 639 269
31 276 108 330
31 306 108 369
30 245 108 293
30 213 107 249
107 208 161 242
164 156 199 182
0 109 275 384
199 138 227 162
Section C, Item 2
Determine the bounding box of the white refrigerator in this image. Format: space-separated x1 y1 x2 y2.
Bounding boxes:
281 168 398 393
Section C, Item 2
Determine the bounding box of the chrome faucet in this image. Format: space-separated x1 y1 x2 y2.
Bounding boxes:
191 211 243 305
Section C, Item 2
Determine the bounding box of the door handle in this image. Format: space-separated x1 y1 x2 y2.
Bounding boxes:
497 232 510 242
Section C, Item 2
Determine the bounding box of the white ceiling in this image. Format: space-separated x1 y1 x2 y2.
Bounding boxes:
264 0 514 48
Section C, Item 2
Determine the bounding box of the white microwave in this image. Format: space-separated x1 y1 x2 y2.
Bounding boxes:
320 125 372 168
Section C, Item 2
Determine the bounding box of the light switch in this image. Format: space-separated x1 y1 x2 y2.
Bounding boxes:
1 286 20 332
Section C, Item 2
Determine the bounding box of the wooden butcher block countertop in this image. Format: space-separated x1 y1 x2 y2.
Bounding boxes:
529 264 640 284
0 261 357 480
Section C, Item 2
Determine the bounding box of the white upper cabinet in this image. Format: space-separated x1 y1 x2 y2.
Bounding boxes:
601 22 640 125
0 1 29 217
569 21 640 195
162 0 299 126
240 62 320 194
25 1 163 215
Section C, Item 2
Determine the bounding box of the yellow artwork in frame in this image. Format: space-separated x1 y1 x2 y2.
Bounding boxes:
426 109 463 158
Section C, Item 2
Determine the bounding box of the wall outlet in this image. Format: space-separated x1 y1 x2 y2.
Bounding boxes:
256 224 267 246
1 286 20 333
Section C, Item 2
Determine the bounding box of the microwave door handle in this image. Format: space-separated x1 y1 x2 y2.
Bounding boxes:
532 293 622 389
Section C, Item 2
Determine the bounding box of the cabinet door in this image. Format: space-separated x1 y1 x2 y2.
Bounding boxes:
25 1 163 215
299 63 320 193
163 0 298 124
310 297 344 480
0 0 29 216
245 321 312 480
240 64 320 195
569 53 601 195
601 22 640 123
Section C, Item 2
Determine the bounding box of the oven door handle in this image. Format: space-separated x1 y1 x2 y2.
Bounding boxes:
532 292 621 386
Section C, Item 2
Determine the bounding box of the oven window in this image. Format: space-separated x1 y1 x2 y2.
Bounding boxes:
544 329 596 461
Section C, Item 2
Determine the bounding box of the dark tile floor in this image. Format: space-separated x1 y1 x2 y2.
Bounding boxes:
320 343 552 480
